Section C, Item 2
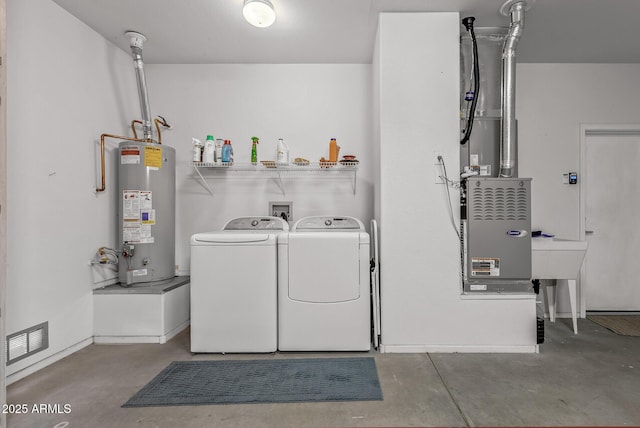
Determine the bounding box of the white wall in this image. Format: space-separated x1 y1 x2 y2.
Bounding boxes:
517 63 640 315
518 63 640 238
144 64 373 273
376 12 464 348
376 13 536 352
6 0 138 380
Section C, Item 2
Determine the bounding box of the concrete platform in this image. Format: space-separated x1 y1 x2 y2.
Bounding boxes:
93 276 190 344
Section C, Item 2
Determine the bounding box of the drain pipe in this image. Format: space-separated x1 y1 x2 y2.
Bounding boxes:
125 31 154 142
499 0 528 177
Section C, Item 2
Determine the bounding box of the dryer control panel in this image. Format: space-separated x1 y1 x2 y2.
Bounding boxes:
293 216 364 231
224 216 289 231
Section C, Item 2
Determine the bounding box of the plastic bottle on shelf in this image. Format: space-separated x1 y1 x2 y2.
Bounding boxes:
251 136 259 165
215 139 224 165
221 140 234 163
276 138 289 165
192 138 203 162
329 138 340 162
203 135 215 164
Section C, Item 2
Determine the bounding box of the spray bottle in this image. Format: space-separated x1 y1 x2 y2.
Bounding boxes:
251 136 259 165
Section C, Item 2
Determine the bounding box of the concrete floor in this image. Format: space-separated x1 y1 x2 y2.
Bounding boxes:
7 317 640 428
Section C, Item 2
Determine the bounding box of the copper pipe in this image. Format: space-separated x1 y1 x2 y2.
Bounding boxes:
96 133 152 192
130 120 142 139
154 118 162 145
131 118 168 144
154 116 171 145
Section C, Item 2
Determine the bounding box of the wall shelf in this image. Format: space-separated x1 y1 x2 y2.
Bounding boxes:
191 161 359 195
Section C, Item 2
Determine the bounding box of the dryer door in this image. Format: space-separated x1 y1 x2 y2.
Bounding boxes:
288 232 360 303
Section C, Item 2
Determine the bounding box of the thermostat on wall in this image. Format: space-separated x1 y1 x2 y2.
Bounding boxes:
563 172 578 184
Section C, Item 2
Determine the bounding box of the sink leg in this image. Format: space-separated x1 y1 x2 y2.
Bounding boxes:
568 279 578 334
545 280 557 323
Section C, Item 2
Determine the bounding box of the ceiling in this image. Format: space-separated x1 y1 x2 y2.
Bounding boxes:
51 0 640 64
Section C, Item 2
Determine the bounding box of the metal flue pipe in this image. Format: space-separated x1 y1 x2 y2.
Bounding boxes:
499 1 526 177
125 31 154 141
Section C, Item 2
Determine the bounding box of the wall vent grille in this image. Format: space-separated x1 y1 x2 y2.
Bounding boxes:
6 322 49 365
471 186 529 221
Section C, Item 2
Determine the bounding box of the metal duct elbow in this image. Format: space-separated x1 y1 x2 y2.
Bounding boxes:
126 31 153 141
499 1 527 178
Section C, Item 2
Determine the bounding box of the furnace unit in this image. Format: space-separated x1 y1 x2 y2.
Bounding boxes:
463 177 532 293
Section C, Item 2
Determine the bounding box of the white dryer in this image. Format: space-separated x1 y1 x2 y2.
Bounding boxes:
190 216 289 353
278 216 370 351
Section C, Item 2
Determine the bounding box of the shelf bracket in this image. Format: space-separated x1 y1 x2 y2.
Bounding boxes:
193 165 214 196
275 170 286 195
352 170 357 195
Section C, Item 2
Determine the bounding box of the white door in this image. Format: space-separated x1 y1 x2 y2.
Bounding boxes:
584 131 640 310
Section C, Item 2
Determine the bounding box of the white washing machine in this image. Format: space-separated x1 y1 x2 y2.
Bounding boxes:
190 216 289 353
278 216 371 351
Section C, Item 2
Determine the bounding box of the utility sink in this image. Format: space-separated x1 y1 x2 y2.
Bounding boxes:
531 238 588 334
532 238 588 279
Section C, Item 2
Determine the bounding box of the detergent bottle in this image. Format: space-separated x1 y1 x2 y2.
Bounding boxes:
276 138 289 165
329 138 340 162
203 135 215 164
221 140 234 163
215 139 223 165
251 136 259 165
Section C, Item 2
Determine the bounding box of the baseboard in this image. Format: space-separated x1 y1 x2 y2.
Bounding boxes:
6 337 93 386
94 321 189 345
93 335 163 344
380 344 539 353
160 320 190 344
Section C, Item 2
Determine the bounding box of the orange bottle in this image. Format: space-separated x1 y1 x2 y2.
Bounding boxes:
329 138 340 162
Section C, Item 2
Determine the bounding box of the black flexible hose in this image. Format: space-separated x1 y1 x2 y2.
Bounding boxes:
460 17 479 145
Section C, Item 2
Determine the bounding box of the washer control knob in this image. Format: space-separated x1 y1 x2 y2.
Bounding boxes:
251 220 259 227
325 219 332 226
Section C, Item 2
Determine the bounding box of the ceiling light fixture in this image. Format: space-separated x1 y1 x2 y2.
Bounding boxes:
242 0 276 28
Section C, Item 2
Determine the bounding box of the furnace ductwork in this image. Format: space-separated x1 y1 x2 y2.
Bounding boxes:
499 0 531 178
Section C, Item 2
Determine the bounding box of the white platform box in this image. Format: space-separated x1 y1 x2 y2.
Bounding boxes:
93 276 190 344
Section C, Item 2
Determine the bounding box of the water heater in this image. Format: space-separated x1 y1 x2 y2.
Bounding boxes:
118 141 175 285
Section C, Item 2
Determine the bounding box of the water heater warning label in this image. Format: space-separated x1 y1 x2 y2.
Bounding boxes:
144 146 162 169
141 210 155 225
122 190 155 244
471 258 500 277
140 191 152 209
120 146 140 164
123 191 140 221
